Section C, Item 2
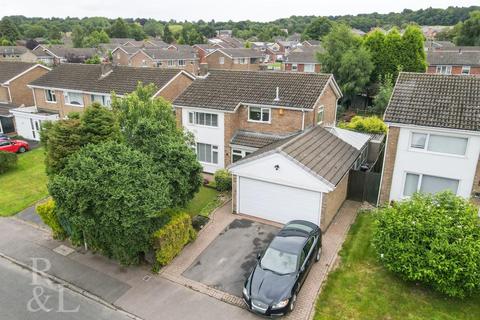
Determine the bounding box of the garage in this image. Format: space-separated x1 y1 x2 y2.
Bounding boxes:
238 177 322 225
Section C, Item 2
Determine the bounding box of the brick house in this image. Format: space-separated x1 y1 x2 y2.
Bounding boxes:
32 45 98 66
111 46 140 66
284 46 323 73
10 64 194 140
0 46 37 63
173 69 370 229
379 73 480 205
427 48 480 76
129 48 199 74
0 62 50 134
193 44 217 63
205 48 263 71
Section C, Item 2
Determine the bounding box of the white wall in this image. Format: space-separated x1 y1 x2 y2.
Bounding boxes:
389 126 480 201
11 109 59 141
181 107 225 174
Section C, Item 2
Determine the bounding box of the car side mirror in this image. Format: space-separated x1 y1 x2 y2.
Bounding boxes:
257 253 261 260
300 266 305 273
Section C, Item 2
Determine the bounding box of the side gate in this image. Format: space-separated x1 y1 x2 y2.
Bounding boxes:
347 170 381 204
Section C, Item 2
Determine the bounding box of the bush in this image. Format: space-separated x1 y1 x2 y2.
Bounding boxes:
153 212 196 267
0 151 17 174
214 169 232 191
372 192 480 298
338 115 387 134
36 199 67 240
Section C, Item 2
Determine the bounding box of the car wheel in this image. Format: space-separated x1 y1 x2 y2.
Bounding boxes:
289 293 297 312
315 247 322 262
18 147 26 153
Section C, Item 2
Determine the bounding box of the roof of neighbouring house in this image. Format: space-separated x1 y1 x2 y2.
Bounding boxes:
173 70 340 111
384 72 480 132
112 46 141 55
0 46 29 55
230 126 361 186
0 61 37 83
29 64 191 95
140 48 197 60
302 40 321 46
427 50 480 66
0 103 17 116
230 130 296 149
209 48 263 58
286 46 323 64
33 45 98 58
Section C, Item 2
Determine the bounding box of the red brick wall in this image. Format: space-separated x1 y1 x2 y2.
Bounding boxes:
427 65 480 76
9 66 49 107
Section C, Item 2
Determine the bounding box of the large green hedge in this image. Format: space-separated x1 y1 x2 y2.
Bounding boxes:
372 192 480 298
153 212 196 268
338 115 387 134
0 150 17 174
36 199 67 240
214 169 232 192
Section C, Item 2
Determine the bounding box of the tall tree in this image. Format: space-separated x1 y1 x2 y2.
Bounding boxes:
456 10 480 46
109 18 129 38
0 17 20 42
383 28 404 78
71 25 86 48
162 23 174 43
400 25 427 73
129 23 147 41
363 29 388 83
48 25 62 40
337 47 374 104
24 25 47 39
144 20 163 38
302 17 333 40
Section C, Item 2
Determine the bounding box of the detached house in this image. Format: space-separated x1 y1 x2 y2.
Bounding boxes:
379 73 480 204
111 46 140 66
427 48 480 76
11 64 195 140
32 45 98 66
205 49 263 71
0 62 50 134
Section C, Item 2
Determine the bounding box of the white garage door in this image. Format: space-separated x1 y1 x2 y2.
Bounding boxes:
238 177 322 225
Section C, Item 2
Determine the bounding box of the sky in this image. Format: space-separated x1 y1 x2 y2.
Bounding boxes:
1 0 479 22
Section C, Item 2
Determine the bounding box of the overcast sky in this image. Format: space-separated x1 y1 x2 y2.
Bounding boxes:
2 0 478 22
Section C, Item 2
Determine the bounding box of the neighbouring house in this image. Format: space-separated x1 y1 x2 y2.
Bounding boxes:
379 72 480 205
193 44 217 63
205 48 263 71
284 46 323 73
208 36 244 48
0 62 50 134
427 48 480 76
111 46 141 66
10 64 195 140
301 40 321 47
216 30 233 37
32 45 98 66
424 40 455 51
129 48 199 74
276 41 298 54
0 46 37 63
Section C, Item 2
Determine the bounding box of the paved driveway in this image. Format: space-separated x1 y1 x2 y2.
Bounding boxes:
183 219 279 297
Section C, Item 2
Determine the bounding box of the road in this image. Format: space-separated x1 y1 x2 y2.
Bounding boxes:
0 256 135 320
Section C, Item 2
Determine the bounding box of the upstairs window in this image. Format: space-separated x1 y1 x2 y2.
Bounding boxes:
219 56 225 64
461 66 471 75
317 106 325 124
91 94 111 107
410 132 468 156
291 64 298 72
188 111 218 127
45 89 56 103
304 64 315 73
178 59 186 66
248 107 270 123
436 65 452 75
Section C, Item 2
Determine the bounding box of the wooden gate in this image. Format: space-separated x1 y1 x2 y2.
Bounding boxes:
347 170 381 204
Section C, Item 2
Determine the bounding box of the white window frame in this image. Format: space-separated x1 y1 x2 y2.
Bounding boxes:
291 63 298 72
436 65 452 75
45 89 56 103
304 63 315 73
317 106 324 125
402 172 460 197
461 66 471 75
231 148 252 163
248 106 271 123
219 56 225 65
64 91 84 107
178 59 186 66
167 60 175 67
188 111 219 127
196 143 219 164
409 131 468 157
91 94 112 107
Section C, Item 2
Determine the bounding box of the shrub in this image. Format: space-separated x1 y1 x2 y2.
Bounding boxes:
338 115 387 134
372 192 480 298
214 169 232 191
36 199 67 240
153 212 196 267
0 151 17 174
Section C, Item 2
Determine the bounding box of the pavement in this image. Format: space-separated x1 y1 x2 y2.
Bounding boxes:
0 200 361 320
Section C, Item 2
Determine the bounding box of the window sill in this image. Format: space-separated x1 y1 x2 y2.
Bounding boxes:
247 119 271 124
45 101 57 104
187 123 219 128
65 104 84 108
407 148 467 159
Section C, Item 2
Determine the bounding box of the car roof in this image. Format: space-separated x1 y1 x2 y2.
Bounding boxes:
269 235 306 255
283 220 319 235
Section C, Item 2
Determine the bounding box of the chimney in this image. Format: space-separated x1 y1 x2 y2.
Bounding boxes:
199 62 209 76
100 62 113 78
274 87 280 102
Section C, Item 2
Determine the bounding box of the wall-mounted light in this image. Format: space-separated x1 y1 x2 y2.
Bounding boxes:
274 164 280 171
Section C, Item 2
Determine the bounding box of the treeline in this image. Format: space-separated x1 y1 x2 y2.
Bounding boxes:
0 5 478 46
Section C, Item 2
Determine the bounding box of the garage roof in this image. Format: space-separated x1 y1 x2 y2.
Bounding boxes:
230 126 365 187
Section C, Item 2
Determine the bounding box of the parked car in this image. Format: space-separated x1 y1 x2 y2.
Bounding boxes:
243 220 322 316
0 133 9 141
0 139 29 153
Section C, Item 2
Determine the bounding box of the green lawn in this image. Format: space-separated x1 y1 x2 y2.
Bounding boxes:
185 186 219 217
314 213 480 320
0 148 48 217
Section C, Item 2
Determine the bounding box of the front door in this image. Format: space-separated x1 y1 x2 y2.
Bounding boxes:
30 118 41 140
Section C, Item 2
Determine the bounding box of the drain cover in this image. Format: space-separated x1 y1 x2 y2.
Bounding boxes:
53 245 75 256
143 275 151 282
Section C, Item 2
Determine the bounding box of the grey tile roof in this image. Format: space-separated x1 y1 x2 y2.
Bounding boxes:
0 61 36 83
384 72 480 132
142 48 197 60
303 40 321 46
286 47 323 64
216 48 263 58
35 45 98 59
113 46 140 55
29 64 185 96
174 70 334 111
233 126 360 186
230 130 294 148
0 46 29 55
427 50 480 66
109 38 136 45
0 103 17 116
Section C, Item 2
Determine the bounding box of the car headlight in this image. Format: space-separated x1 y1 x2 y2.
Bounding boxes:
242 286 249 299
271 298 289 309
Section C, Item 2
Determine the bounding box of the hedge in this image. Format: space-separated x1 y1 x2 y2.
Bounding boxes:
0 151 18 174
152 212 196 268
338 115 387 134
372 192 480 298
214 169 232 192
36 199 67 240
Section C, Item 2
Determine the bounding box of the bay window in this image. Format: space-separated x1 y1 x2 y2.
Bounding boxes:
248 107 270 123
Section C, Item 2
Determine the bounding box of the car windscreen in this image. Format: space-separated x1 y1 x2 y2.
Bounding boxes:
260 247 298 275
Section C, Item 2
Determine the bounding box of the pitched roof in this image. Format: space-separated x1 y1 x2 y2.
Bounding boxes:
174 70 338 111
286 47 323 64
0 61 37 83
213 48 263 58
0 46 29 55
427 50 480 66
141 48 197 60
230 130 295 148
302 40 321 46
34 45 98 58
384 72 480 132
0 103 17 116
29 64 187 96
231 126 360 186
112 46 140 55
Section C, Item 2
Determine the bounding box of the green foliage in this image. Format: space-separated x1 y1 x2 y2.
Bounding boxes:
24 25 47 39
162 24 175 43
71 25 85 48
372 192 480 298
400 25 427 73
214 169 232 192
456 11 480 46
113 84 203 208
109 18 129 38
82 30 110 47
85 55 101 64
80 103 120 144
152 211 196 267
338 116 387 134
177 23 204 45
0 17 21 42
47 25 62 41
49 142 172 265
129 23 147 41
302 17 333 40
36 199 66 240
373 74 394 114
0 151 18 174
144 20 164 38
